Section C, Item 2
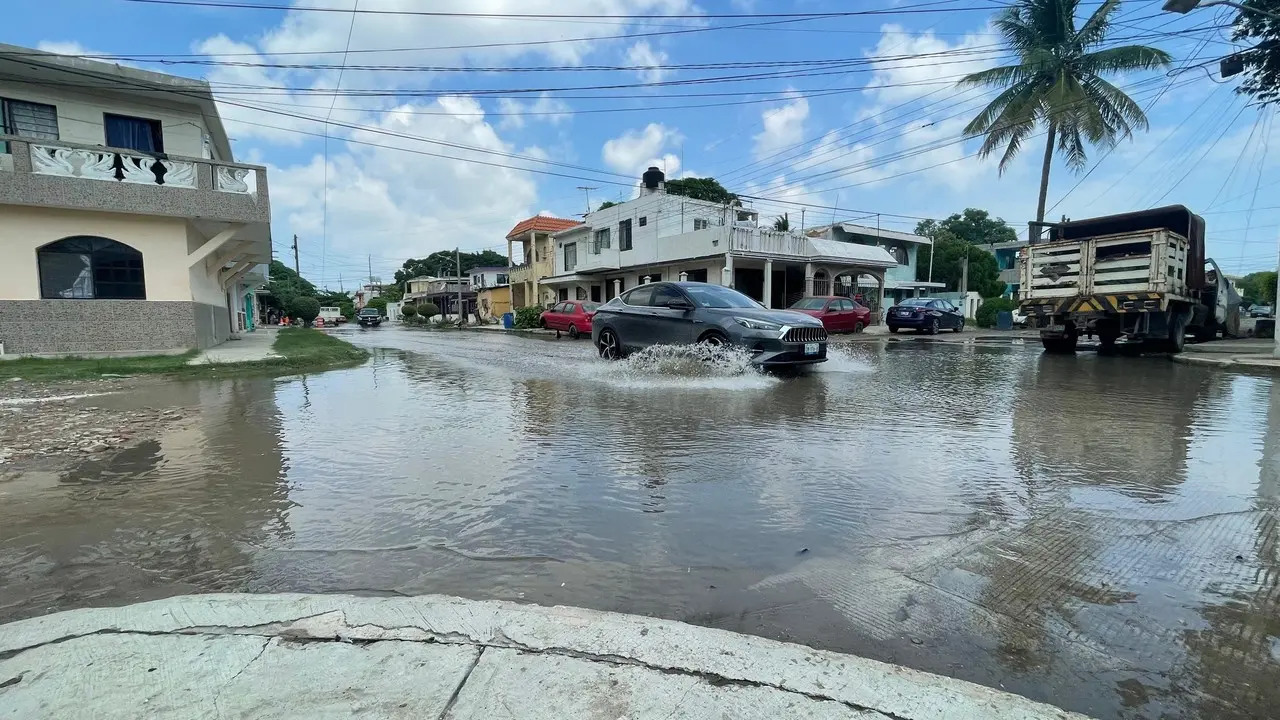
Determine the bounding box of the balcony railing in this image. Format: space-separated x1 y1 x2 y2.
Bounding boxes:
0 135 269 223
729 227 809 257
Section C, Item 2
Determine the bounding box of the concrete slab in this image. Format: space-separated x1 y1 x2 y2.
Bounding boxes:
0 593 1090 720
451 646 890 719
187 330 279 365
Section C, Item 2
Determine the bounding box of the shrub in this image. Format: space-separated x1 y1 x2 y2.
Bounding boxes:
401 304 418 319
975 297 1017 328
367 297 388 312
290 296 321 326
514 305 544 329
339 302 355 319
416 301 440 319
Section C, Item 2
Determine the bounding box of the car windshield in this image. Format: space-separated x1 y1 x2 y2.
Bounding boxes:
359 308 379 315
899 298 930 307
790 298 828 310
683 285 761 309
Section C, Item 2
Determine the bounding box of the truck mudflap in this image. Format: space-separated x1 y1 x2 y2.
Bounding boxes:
1022 292 1168 317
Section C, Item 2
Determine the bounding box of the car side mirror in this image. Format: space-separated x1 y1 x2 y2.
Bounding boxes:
667 298 693 310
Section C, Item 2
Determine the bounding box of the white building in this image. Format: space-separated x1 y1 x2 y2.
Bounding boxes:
469 266 510 289
0 43 271 355
540 167 901 312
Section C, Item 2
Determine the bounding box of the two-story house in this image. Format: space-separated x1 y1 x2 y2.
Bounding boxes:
469 265 511 320
506 215 583 309
804 223 944 307
0 44 272 355
539 167 903 314
403 275 475 319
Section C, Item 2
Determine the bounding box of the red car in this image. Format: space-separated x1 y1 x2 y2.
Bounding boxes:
788 296 871 333
540 300 599 338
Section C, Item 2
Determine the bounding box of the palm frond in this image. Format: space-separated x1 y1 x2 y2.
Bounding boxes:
1075 0 1121 50
959 61 1045 89
1081 75 1149 133
1077 45 1174 75
1056 122 1089 171
963 83 1037 136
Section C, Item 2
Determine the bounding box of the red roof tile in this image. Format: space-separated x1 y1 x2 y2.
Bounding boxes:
506 215 582 239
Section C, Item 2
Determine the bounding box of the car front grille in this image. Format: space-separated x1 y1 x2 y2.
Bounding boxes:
783 326 827 343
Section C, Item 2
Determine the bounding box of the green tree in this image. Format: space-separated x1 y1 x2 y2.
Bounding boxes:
918 232 1006 298
290 296 321 327
915 209 1017 246
393 250 510 285
367 297 388 313
1229 2 1280 108
416 301 440 319
263 260 317 312
664 177 739 205
1238 270 1278 305
339 302 355 320
772 214 790 232
960 0 1171 224
401 304 418 319
597 200 619 210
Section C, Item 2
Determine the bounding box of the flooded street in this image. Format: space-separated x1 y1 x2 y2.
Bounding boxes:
3 327 1278 719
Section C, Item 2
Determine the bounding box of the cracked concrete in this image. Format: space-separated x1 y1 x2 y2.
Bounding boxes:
0 593 1089 719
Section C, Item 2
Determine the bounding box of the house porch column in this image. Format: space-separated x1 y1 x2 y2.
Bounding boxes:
763 258 773 308
804 262 814 296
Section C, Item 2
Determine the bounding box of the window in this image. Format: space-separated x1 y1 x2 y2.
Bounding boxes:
684 268 708 283
622 286 653 306
576 287 588 301
472 274 482 287
649 284 684 308
38 236 145 300
638 216 647 227
619 219 633 251
557 289 569 302
104 114 163 153
593 228 610 254
2 98 59 139
642 273 662 283
887 245 907 265
693 218 708 231
791 298 828 310
838 299 856 311
496 273 509 285
563 242 577 271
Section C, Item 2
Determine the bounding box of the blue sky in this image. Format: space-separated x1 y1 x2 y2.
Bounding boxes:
8 0 1277 288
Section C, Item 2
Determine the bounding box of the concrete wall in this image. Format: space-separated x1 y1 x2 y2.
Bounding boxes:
0 206 193 301
0 77 211 158
193 301 231 349
0 300 198 354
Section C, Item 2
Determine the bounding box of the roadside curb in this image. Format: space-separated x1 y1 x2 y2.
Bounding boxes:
0 593 1088 719
1172 353 1280 372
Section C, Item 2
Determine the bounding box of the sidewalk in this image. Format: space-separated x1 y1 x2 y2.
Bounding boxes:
0 593 1087 719
1173 338 1280 372
187 328 280 365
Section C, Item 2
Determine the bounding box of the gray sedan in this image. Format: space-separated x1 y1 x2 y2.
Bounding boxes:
591 282 828 366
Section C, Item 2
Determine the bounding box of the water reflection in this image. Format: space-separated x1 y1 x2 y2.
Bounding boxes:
2 329 1278 720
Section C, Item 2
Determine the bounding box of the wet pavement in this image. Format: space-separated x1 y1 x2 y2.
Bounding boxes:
2 326 1278 719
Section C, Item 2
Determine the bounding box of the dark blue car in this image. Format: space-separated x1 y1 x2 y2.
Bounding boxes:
886 298 965 334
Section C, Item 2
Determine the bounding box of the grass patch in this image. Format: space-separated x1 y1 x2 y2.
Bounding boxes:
1 328 368 383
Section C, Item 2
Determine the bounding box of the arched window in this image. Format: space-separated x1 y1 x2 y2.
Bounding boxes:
38 237 145 300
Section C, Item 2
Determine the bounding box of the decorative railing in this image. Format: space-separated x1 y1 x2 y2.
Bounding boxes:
215 165 256 194
6 137 260 195
729 227 810 257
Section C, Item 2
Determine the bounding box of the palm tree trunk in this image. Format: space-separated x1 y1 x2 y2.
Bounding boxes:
1035 122 1056 226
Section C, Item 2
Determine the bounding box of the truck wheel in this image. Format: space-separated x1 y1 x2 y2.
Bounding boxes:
1168 314 1187 353
1042 337 1077 353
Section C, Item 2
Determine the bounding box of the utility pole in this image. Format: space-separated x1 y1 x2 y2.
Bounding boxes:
576 186 598 214
928 242 935 283
291 234 300 275
367 254 373 289
959 255 969 318
456 247 463 326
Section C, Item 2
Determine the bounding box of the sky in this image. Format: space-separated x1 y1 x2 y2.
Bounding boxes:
7 0 1278 288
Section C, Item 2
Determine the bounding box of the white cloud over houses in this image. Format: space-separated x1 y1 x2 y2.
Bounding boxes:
601 123 682 178
752 93 809 161
625 41 670 85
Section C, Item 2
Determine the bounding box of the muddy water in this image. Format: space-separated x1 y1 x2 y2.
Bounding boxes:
2 327 1278 719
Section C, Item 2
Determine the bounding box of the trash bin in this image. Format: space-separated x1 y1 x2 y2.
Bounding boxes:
996 311 1013 331
502 312 515 329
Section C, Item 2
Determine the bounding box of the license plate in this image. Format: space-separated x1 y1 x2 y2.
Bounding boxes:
804 343 819 355
1046 324 1066 333
896 310 911 316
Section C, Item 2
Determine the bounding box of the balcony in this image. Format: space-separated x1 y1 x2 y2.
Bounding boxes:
509 260 552 285
0 135 270 225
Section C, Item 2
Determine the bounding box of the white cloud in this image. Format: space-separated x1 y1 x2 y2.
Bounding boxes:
496 95 574 130
753 94 809 161
36 41 96 56
863 23 998 105
601 123 683 177
625 41 670 85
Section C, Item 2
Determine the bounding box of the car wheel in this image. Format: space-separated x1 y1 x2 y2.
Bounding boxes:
539 318 547 329
568 324 580 340
888 326 898 333
699 331 729 347
597 328 621 360
953 319 964 333
853 321 864 334
928 318 940 335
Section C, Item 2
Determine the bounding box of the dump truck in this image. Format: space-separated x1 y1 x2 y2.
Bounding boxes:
1019 205 1239 353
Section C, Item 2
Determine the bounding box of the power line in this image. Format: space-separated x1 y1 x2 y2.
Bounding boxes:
321 0 360 297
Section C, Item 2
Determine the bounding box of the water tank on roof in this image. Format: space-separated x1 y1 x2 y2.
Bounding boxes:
641 166 665 193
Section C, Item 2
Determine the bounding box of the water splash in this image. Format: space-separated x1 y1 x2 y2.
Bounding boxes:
620 344 760 377
813 345 875 374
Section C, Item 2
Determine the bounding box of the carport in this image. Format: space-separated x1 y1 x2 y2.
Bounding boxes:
726 235 899 314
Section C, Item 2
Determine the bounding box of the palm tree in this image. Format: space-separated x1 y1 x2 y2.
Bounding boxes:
960 0 1171 225
772 214 790 232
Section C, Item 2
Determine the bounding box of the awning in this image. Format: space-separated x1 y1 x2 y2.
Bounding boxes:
805 239 899 268
539 273 598 286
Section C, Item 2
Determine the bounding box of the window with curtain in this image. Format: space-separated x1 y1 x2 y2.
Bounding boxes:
38 237 146 300
104 114 163 153
2 98 59 139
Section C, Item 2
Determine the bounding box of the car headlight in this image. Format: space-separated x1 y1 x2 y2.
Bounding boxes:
734 317 783 331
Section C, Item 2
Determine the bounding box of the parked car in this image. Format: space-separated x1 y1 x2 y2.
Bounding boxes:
591 281 827 367
357 307 382 327
540 300 599 339
886 298 965 334
788 296 872 333
1250 305 1274 318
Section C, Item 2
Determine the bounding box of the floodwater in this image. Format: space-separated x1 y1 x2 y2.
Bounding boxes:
3 327 1278 719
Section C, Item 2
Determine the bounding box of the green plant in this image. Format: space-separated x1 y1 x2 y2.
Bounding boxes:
289 296 321 326
960 0 1171 223
339 302 355 319
367 296 388 313
514 305 544 329
416 301 440 319
975 297 1018 328
401 304 418 319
